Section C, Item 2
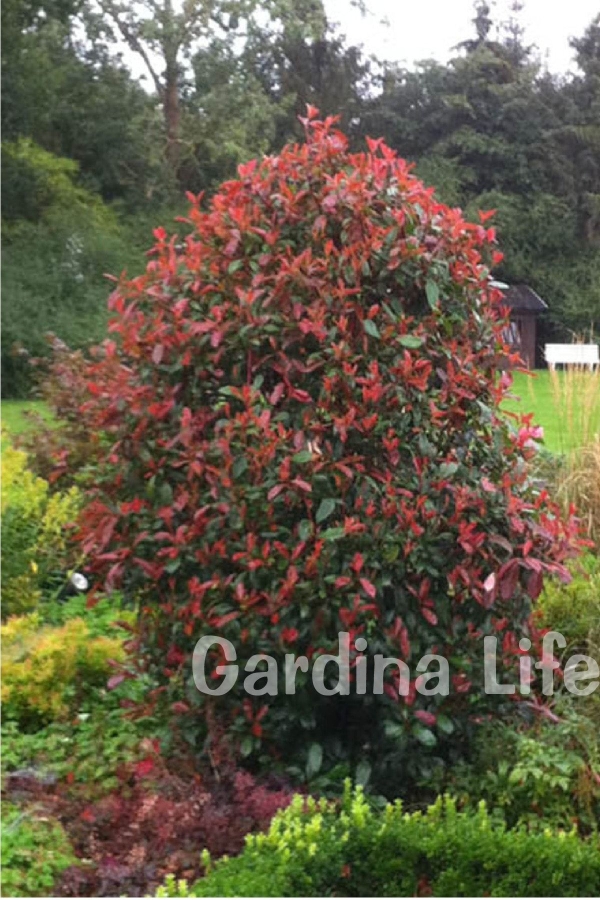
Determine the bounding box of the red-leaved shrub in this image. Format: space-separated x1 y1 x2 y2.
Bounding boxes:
74 111 580 789
17 334 107 487
7 760 292 897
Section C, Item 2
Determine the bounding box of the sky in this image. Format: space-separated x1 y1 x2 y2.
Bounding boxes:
324 0 599 74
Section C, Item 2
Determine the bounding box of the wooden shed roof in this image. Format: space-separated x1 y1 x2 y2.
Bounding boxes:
501 284 548 313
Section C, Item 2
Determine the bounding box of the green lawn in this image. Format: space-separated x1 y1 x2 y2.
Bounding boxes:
502 370 600 454
1 400 53 436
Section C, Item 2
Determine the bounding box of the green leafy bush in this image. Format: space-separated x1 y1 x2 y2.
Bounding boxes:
446 711 600 834
157 784 600 897
535 556 600 733
1 709 146 794
1 804 76 897
40 590 135 636
1 140 143 397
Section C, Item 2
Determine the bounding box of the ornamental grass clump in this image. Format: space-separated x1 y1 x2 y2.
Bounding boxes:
73 110 580 786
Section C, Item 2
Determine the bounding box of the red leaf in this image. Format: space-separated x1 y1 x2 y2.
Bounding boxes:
421 608 438 626
269 383 285 405
479 209 496 224
359 578 377 599
499 560 520 601
414 710 437 727
213 611 240 628
335 576 352 589
281 627 299 644
152 344 164 365
527 570 544 601
292 477 312 493
350 553 364 573
135 758 155 778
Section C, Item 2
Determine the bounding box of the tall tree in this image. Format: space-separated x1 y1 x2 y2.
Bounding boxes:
2 0 165 208
361 1 599 335
567 14 600 244
89 0 327 174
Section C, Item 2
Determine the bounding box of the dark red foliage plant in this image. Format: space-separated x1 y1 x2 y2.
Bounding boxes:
16 334 107 487
24 761 293 897
74 110 580 789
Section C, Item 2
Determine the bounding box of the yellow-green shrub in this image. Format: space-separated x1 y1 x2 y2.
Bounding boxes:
1 615 124 727
1 441 81 617
157 786 600 897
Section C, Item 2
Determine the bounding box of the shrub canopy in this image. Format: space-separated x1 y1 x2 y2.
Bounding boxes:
76 111 579 787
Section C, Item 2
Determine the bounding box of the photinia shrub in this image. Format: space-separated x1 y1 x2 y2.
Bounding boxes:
74 110 580 789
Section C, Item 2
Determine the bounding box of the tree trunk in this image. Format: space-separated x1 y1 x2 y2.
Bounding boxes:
164 58 181 172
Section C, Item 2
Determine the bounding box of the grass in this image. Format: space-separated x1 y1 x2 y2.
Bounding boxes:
1 400 52 436
502 369 600 454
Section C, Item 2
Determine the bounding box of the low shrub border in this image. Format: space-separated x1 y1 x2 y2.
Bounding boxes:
158 784 600 897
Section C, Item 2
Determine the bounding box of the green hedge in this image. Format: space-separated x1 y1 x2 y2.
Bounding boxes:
158 785 600 898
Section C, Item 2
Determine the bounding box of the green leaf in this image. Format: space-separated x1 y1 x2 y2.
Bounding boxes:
414 724 437 748
363 319 380 339
306 742 323 777
298 519 313 541
233 457 248 478
355 760 371 787
384 721 404 739
293 450 314 464
158 482 173 505
240 736 253 757
382 301 398 322
439 462 459 478
316 498 336 523
227 259 243 275
398 334 423 349
436 714 455 735
426 280 440 309
383 544 400 563
321 526 346 542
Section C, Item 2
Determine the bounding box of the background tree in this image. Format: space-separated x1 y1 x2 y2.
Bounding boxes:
361 4 600 338
2 0 599 396
88 0 328 176
1 141 143 396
